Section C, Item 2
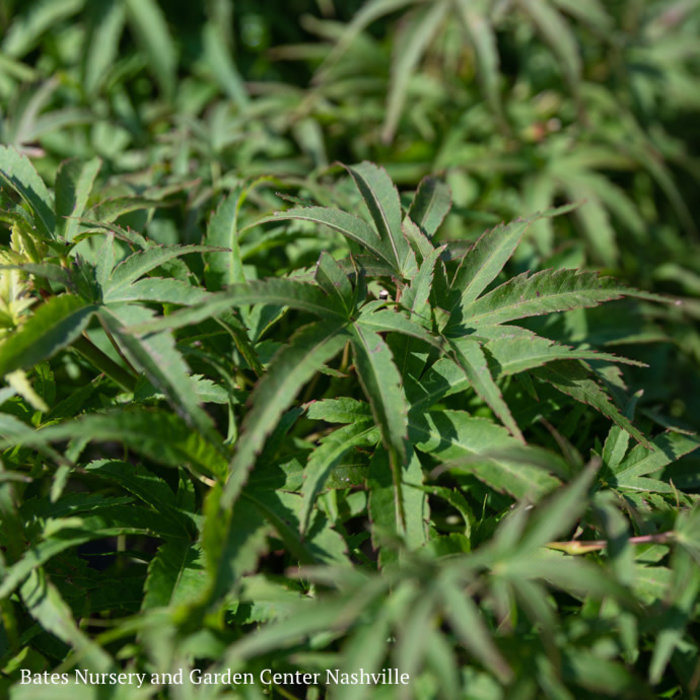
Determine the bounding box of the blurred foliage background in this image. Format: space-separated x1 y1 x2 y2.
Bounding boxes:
1 0 700 697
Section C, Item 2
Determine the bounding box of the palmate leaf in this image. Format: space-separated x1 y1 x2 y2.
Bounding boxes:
222 320 349 509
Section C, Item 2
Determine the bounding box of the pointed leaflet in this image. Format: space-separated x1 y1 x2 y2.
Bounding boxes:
450 338 524 442
349 324 409 525
100 306 220 444
357 307 441 348
401 245 444 324
479 325 645 377
106 244 214 292
255 207 392 268
0 145 55 238
451 206 576 311
315 251 354 314
440 572 513 682
103 277 210 305
456 0 507 132
613 431 700 484
128 278 346 334
124 0 177 99
451 216 532 310
0 295 97 377
0 409 228 479
20 569 113 671
408 176 452 238
346 162 415 276
300 420 376 534
532 361 649 446
383 2 449 143
204 189 246 290
55 157 101 241
368 448 428 559
142 542 208 610
410 410 561 499
222 321 349 509
460 269 632 328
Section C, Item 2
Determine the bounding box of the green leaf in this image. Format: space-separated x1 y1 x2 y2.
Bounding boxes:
1 409 228 478
142 542 208 610
100 306 219 443
518 0 582 109
357 307 441 348
222 321 349 508
106 244 213 292
258 206 392 269
410 410 561 499
103 277 210 305
0 295 96 378
451 217 533 310
301 420 377 534
82 0 126 95
315 251 354 314
520 461 598 549
408 176 452 238
202 21 249 108
0 144 55 238
533 361 650 447
346 162 415 276
614 431 700 483
124 0 177 100
307 397 372 424
2 0 84 58
460 269 630 328
479 325 645 377
350 324 409 524
401 245 444 323
54 157 101 242
456 0 507 132
20 569 113 671
450 337 524 441
383 2 449 143
440 573 512 682
203 190 246 291
128 278 347 334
